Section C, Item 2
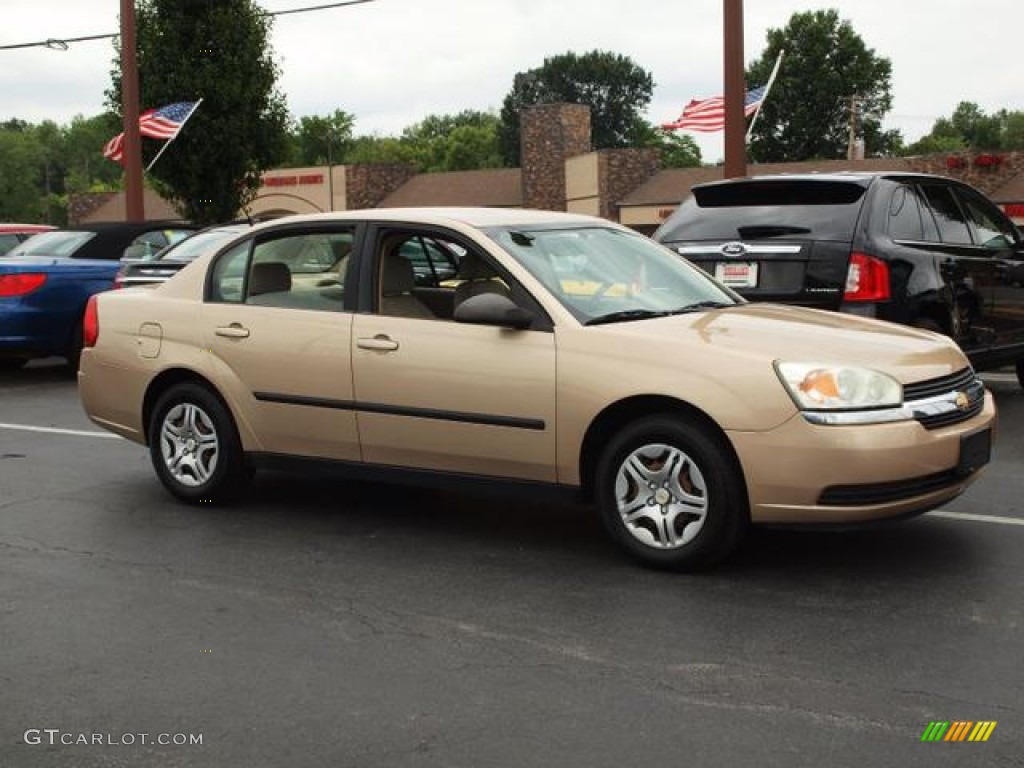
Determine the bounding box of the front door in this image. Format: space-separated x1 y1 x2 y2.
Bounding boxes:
350 226 557 482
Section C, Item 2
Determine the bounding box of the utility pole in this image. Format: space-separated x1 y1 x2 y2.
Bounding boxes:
120 0 144 221
847 95 858 161
723 0 746 179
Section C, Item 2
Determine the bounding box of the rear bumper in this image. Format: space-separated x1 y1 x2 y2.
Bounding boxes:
729 391 997 524
0 302 75 357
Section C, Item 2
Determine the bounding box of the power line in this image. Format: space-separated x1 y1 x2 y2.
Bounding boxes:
0 0 375 51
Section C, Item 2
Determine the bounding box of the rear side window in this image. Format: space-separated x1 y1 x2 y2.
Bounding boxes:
920 185 972 245
958 187 1018 249
656 180 867 242
888 184 927 240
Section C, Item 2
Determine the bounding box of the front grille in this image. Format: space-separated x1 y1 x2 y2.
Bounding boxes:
903 368 985 430
903 368 976 400
819 469 964 506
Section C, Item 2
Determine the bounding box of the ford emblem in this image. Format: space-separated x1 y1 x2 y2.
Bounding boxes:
721 242 747 257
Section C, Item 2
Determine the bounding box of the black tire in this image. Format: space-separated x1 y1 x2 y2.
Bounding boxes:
595 415 747 571
1016 359 1024 390
0 357 29 370
148 382 249 504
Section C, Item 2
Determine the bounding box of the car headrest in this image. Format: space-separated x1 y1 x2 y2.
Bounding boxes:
381 251 415 295
249 261 291 296
457 252 499 281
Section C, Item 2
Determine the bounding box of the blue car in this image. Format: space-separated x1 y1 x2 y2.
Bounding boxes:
0 221 194 369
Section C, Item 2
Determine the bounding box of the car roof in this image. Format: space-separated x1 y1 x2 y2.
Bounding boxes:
692 171 960 191
246 207 611 234
25 221 197 260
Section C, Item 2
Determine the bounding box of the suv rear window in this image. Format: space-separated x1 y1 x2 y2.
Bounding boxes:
657 180 867 242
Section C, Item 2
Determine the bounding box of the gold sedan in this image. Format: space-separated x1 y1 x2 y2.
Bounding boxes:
78 208 996 569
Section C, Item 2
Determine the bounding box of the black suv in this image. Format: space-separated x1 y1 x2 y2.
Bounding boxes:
655 173 1024 386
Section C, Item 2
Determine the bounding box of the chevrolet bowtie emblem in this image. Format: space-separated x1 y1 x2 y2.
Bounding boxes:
955 391 970 411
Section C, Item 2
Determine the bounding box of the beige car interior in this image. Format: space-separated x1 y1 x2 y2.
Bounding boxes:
377 232 513 321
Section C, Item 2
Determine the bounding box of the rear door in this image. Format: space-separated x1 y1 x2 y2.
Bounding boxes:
201 224 362 461
954 184 1024 359
655 179 866 310
916 182 1002 352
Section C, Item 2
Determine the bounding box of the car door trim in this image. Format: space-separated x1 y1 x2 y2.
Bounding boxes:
252 391 546 431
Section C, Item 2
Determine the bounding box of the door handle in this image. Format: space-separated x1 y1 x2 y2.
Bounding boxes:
357 335 399 351
215 323 250 339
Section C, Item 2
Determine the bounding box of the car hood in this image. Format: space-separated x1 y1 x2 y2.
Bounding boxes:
598 302 969 384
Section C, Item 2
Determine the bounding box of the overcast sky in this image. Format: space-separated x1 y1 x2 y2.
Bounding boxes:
2 0 1021 162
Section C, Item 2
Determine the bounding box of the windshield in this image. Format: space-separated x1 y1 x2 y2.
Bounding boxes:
488 225 737 324
5 231 95 258
155 228 245 263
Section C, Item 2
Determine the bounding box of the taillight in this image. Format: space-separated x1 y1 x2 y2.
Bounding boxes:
0 273 47 297
83 295 100 348
844 252 890 302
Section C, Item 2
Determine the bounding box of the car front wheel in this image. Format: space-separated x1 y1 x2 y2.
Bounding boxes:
148 382 248 503
595 415 747 570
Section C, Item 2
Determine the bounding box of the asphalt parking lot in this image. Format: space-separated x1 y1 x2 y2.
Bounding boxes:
1 363 1021 768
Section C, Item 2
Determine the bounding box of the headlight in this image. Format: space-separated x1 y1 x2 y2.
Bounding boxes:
775 362 902 411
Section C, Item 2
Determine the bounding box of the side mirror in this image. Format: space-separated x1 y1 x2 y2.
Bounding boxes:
453 293 534 330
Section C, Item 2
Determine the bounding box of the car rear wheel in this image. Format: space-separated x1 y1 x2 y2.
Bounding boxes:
595 415 747 570
149 382 248 503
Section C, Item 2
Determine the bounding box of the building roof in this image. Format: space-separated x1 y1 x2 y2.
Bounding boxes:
78 187 183 223
379 168 522 208
619 157 914 207
989 171 1024 203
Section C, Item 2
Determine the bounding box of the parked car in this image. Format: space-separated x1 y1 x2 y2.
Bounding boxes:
78 208 994 570
0 221 195 369
114 223 253 289
0 223 55 257
654 173 1024 388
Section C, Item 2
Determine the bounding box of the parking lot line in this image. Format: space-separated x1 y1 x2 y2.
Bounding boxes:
0 422 121 440
928 510 1024 527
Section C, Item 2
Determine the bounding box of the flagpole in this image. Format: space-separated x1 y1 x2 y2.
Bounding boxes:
144 98 203 173
746 49 784 143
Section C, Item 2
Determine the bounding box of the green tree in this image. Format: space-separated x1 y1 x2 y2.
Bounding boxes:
903 103 1024 154
498 50 655 165
344 135 419 166
1003 111 1024 150
636 122 701 168
401 110 503 172
287 109 355 167
0 127 45 221
62 113 124 194
746 10 894 161
108 0 290 224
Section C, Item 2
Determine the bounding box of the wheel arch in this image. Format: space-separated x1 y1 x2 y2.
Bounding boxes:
578 395 748 510
142 367 235 446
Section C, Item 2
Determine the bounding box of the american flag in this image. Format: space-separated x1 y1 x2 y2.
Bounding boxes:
661 86 766 133
102 101 199 165
102 132 125 165
139 101 198 139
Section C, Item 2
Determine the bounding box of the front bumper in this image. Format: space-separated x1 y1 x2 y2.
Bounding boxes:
729 391 997 524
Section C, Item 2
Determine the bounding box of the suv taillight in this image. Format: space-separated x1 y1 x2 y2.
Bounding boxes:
83 295 100 348
0 273 47 297
844 252 890 302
